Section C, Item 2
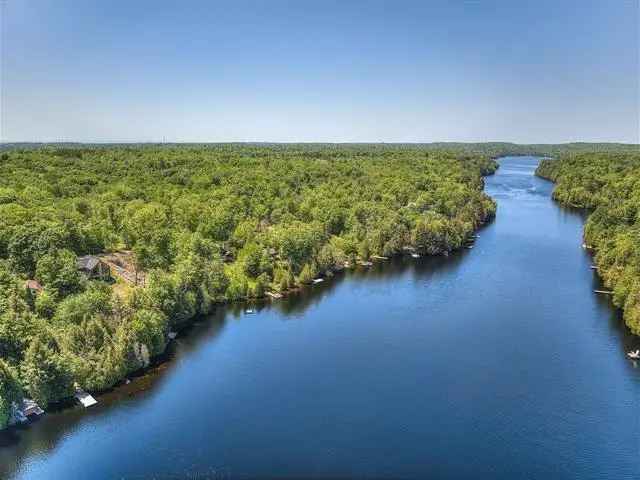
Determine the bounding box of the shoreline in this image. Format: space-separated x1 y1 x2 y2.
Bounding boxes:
533 164 637 338
1 159 498 433
1 217 496 434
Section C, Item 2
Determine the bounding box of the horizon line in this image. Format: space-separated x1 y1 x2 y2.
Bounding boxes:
2 140 639 146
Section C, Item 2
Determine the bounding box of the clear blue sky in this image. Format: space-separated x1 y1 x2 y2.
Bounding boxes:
1 0 638 143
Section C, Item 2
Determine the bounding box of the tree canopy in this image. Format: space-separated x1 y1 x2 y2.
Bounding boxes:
0 144 498 408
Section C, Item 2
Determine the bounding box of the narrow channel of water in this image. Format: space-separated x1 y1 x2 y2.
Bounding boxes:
1 156 639 479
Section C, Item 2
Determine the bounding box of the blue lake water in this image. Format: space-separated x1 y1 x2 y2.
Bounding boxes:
2 156 639 479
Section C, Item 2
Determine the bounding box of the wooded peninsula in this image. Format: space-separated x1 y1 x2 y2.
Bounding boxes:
0 144 498 426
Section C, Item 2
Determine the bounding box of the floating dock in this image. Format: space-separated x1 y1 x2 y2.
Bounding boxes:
75 389 98 408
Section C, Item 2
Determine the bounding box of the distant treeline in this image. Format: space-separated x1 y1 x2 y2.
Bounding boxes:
0 145 497 425
2 141 639 157
536 150 640 334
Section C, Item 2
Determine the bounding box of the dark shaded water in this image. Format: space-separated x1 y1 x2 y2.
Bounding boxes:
2 156 639 479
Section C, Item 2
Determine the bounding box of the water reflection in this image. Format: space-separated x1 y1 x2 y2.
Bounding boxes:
0 247 473 479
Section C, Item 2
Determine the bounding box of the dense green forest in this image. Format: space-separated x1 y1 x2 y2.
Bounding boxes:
0 145 497 426
4 141 638 158
536 151 640 334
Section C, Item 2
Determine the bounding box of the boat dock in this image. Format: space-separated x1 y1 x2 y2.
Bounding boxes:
75 389 98 408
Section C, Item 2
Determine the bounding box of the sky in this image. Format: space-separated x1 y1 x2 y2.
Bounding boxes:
1 0 638 144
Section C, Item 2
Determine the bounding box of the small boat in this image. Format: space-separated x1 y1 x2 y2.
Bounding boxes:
312 278 324 284
245 308 255 314
627 350 640 360
411 253 420 258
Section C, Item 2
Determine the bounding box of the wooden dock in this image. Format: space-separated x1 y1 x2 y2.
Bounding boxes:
75 389 98 408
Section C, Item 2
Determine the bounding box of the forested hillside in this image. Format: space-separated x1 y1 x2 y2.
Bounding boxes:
0 145 497 424
536 151 640 334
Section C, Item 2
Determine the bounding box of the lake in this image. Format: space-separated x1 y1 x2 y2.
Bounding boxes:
2 156 639 479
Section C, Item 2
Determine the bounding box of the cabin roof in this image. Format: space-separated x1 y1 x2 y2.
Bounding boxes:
24 279 43 291
77 255 100 271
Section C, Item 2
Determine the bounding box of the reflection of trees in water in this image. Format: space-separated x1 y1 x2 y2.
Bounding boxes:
221 243 473 319
0 339 186 479
0 315 227 480
590 272 640 362
0 249 467 479
267 252 469 317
